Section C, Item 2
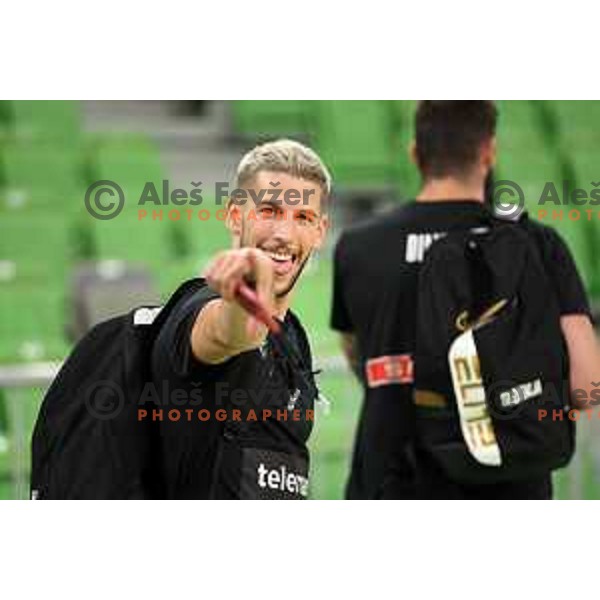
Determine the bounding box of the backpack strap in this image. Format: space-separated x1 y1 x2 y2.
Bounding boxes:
148 278 207 333
461 208 530 321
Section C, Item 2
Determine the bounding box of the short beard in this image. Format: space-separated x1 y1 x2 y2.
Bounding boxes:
240 224 311 300
275 251 311 299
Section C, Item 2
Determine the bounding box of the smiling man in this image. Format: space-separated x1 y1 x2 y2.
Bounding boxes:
152 139 330 499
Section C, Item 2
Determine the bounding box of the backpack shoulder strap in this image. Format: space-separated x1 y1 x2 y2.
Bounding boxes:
285 310 313 371
146 277 207 332
121 277 208 346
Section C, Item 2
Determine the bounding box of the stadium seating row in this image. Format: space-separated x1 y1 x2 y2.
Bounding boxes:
1 100 599 365
496 100 600 298
232 100 420 198
0 100 598 500
0 100 81 142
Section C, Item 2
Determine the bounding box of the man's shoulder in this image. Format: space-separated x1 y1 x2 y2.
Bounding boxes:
519 216 566 250
151 278 222 376
337 204 415 251
163 278 220 318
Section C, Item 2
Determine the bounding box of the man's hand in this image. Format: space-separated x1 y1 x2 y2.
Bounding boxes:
204 248 275 317
192 249 276 365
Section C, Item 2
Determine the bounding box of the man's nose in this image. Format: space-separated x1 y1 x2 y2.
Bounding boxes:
270 210 297 239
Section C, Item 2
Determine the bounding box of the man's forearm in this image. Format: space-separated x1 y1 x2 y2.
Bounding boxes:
192 299 267 365
340 333 362 381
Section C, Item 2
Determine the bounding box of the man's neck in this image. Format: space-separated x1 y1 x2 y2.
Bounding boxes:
417 176 485 204
272 289 294 320
273 298 289 320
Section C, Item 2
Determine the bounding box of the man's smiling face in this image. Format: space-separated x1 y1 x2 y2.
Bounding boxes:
229 170 328 299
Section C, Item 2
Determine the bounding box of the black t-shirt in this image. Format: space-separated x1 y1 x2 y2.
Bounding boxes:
152 281 317 499
331 200 591 499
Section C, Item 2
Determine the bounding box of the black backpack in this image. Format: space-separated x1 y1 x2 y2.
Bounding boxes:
30 279 205 499
414 213 575 484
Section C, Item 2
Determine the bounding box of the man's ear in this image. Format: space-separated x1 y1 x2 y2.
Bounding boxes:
409 140 418 166
481 137 497 170
226 200 243 242
313 214 330 250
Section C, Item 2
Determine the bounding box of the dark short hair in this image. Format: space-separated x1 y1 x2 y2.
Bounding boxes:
414 101 497 179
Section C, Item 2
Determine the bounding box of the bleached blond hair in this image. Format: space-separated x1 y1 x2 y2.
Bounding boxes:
235 138 332 206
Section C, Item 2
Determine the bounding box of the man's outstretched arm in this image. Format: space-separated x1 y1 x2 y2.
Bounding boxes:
192 248 274 365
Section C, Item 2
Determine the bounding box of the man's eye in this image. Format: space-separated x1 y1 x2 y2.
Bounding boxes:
295 212 317 225
259 206 275 216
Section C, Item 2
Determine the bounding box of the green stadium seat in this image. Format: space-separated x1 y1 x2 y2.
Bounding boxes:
0 101 12 137
0 283 68 363
528 101 562 147
498 100 535 122
543 101 600 298
156 255 207 300
0 205 80 365
0 212 72 283
5 101 81 142
497 101 551 165
0 188 79 216
1 140 86 202
87 134 174 268
497 101 563 207
0 461 11 499
91 215 173 267
314 101 395 192
231 101 312 140
496 101 596 296
91 135 165 195
497 152 595 292
568 152 600 299
552 101 600 152
388 100 420 199
388 100 414 130
155 195 236 297
176 195 230 255
496 153 563 207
